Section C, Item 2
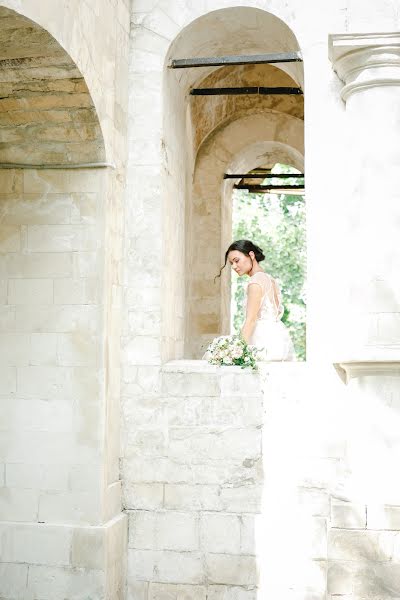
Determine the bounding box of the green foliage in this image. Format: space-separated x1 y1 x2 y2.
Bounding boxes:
231 164 306 360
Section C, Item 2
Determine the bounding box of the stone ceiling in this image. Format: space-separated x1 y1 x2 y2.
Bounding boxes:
0 6 105 166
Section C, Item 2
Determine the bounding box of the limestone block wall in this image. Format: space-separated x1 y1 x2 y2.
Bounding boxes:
123 359 400 600
0 0 130 167
0 166 126 598
123 361 264 599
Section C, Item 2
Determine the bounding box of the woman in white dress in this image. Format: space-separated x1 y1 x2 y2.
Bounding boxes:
222 239 294 361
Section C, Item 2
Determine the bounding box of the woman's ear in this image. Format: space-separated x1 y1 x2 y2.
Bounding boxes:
249 251 255 260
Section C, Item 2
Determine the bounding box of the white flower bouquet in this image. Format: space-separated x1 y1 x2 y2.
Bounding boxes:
203 335 260 370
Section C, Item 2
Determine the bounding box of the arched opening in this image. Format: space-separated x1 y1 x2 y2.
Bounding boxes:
162 6 304 360
0 6 105 166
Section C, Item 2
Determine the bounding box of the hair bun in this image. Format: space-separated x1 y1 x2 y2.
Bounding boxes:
253 244 265 262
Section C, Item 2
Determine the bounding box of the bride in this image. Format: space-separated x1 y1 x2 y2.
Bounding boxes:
221 239 294 361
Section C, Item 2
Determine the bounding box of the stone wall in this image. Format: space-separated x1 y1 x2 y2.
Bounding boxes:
0 166 126 597
123 361 264 599
0 1 129 596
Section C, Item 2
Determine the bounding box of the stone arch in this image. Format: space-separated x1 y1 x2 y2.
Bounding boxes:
162 5 303 360
0 5 105 165
186 111 304 357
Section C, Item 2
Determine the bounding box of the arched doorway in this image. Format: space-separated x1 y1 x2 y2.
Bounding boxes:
162 6 304 359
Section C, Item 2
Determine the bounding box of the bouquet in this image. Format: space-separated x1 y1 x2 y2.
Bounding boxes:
203 335 260 370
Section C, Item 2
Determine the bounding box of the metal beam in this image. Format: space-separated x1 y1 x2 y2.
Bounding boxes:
234 184 305 192
224 173 304 179
170 52 302 69
190 86 303 96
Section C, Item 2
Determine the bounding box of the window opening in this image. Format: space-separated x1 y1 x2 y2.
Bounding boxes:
231 163 306 360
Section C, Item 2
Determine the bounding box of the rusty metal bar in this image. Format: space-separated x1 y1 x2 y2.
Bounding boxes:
224 173 304 179
234 184 305 192
170 52 302 69
190 86 303 96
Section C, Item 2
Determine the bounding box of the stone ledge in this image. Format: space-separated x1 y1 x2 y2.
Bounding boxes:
162 359 304 374
334 360 400 384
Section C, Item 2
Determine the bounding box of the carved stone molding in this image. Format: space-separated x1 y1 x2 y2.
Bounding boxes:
334 360 400 384
328 32 400 101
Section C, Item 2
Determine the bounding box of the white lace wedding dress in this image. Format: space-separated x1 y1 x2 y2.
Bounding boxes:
244 271 295 361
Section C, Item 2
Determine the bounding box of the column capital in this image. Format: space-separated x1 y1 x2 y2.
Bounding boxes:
328 32 400 101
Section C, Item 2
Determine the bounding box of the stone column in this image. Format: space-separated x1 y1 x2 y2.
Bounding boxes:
329 33 400 366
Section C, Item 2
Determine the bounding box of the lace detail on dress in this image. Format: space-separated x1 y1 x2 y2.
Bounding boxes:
246 271 284 321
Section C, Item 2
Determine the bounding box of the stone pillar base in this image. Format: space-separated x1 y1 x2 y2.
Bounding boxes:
0 513 127 599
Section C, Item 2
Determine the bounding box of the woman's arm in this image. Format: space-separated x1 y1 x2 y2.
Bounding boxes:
241 283 263 343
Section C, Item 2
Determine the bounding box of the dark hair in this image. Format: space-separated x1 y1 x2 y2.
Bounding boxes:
215 239 265 280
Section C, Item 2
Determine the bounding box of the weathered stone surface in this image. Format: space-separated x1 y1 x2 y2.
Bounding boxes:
368 505 400 531
331 501 366 529
328 529 396 562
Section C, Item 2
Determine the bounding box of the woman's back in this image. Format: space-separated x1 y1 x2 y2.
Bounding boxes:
244 271 294 360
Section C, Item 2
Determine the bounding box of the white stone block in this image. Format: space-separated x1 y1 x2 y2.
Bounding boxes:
0 169 22 194
328 529 395 561
57 331 98 366
0 278 7 303
327 561 354 595
128 549 160 581
122 456 192 485
156 551 203 584
169 427 261 462
218 485 263 514
240 515 256 555
17 365 99 401
27 225 98 252
157 511 199 551
127 579 149 600
0 563 28 597
0 333 30 365
15 305 99 334
0 194 71 226
27 565 105 599
0 487 39 521
200 513 240 554
8 278 53 305
206 586 257 600
2 429 99 465
123 483 164 510
41 465 70 491
352 562 400 598
206 554 257 586
129 510 157 549
148 582 207 600
71 526 104 569
38 490 100 525
162 372 220 397
220 372 262 397
0 522 72 565
124 429 166 458
54 278 99 304
68 464 101 492
368 504 400 530
5 252 73 278
331 502 366 529
1 398 75 433
123 335 161 365
23 169 105 194
0 305 15 332
30 333 58 365
0 224 21 251
0 366 16 395
5 463 42 489
164 484 222 511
